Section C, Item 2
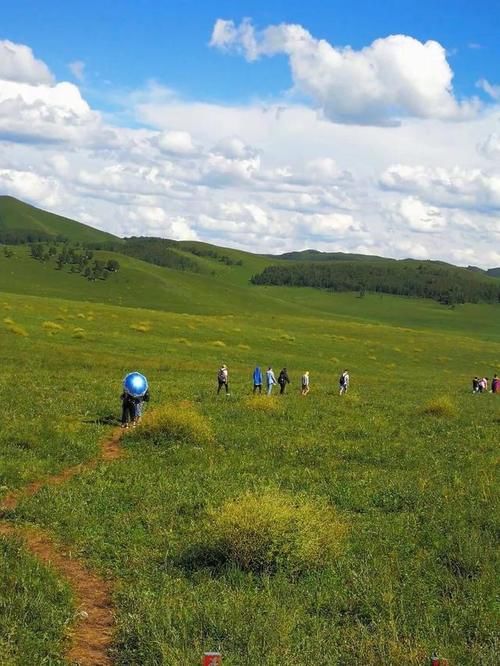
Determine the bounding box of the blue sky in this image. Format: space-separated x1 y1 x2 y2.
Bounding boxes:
0 2 499 266
2 0 499 103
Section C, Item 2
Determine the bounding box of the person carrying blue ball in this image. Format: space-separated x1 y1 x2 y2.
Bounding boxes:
121 372 149 428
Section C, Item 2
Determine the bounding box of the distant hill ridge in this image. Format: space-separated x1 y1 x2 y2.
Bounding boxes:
1 195 499 306
0 196 117 244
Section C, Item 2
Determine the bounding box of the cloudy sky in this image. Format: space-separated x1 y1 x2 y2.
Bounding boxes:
1 0 500 266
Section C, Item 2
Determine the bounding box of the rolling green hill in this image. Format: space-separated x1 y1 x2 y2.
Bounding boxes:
1 199 499 665
0 196 118 244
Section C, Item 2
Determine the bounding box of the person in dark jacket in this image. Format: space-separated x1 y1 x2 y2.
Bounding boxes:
120 391 136 428
491 374 499 393
278 367 290 394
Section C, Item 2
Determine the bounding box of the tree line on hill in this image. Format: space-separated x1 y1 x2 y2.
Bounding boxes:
0 229 68 244
88 237 243 272
26 242 120 281
251 260 500 305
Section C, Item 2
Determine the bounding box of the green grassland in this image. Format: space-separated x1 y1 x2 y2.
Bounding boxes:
0 278 499 664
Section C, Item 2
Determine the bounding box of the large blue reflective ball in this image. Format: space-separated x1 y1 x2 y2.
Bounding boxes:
123 372 148 397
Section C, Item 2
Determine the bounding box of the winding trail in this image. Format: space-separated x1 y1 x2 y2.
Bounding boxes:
0 427 125 666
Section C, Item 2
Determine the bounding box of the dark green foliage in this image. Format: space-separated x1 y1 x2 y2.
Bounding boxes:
90 237 201 272
251 259 500 304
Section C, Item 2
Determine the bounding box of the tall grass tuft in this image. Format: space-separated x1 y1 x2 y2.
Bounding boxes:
4 319 28 337
203 489 346 574
130 322 151 333
421 395 456 418
133 404 214 446
42 321 63 333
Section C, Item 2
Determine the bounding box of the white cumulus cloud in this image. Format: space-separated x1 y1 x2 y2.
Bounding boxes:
0 40 54 84
210 18 478 125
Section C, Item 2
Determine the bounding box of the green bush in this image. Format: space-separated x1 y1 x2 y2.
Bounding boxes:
133 403 213 446
203 489 346 574
421 395 456 418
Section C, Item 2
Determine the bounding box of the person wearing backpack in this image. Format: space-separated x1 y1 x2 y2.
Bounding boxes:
266 367 277 395
217 364 229 395
278 367 290 394
339 369 350 395
253 365 263 394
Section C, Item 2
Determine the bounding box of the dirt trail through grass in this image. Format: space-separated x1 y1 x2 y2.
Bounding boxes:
0 427 124 665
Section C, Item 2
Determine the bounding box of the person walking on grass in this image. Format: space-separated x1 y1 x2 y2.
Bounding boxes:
278 367 290 394
120 390 136 428
133 387 150 424
479 376 488 393
266 366 277 395
492 374 499 394
472 376 480 394
253 365 263 394
301 371 310 395
217 364 229 395
339 369 350 396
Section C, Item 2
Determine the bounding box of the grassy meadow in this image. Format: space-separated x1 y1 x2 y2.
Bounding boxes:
0 284 499 664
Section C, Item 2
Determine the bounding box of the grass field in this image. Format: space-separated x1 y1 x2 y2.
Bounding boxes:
0 279 499 665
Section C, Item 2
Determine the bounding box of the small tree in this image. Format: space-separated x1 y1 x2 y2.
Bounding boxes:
106 259 120 272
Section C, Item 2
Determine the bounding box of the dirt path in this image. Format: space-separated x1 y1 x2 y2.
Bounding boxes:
0 427 125 665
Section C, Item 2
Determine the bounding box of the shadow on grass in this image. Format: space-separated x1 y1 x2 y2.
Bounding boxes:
82 414 120 426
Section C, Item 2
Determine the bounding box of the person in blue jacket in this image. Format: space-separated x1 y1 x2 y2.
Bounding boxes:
253 365 263 394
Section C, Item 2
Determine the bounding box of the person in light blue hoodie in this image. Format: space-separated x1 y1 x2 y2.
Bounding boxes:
266 367 277 395
253 365 263 394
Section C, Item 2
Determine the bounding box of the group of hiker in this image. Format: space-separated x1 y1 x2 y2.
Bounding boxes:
217 365 350 397
120 365 498 428
472 374 499 394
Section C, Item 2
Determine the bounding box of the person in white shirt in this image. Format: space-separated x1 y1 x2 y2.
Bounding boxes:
266 367 277 395
339 369 350 395
301 371 310 395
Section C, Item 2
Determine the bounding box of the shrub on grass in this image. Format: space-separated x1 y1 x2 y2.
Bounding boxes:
42 321 63 333
421 396 456 418
133 404 213 446
130 322 151 333
203 489 345 574
4 320 28 337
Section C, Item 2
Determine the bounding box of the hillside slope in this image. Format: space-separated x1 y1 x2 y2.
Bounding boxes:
0 196 117 244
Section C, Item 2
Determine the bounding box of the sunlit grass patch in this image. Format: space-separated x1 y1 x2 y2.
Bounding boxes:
198 489 346 574
132 403 213 446
72 327 86 339
280 333 295 342
421 395 456 418
212 340 226 347
242 395 283 413
130 321 151 333
238 343 250 350
175 337 191 346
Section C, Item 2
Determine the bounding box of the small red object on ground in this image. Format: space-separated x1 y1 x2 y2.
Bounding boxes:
202 652 222 666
